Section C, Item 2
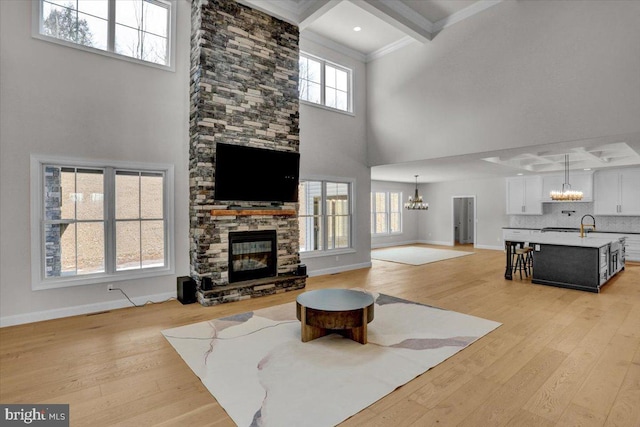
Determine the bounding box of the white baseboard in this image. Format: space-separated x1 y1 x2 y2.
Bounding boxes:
474 244 505 251
417 239 454 246
307 262 372 278
371 240 419 249
0 291 176 328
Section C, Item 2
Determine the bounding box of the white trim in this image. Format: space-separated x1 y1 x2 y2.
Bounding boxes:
307 261 372 277
451 195 477 248
31 0 177 72
475 244 504 251
301 31 367 63
367 36 416 62
236 0 300 25
30 154 175 290
432 0 503 33
299 50 355 114
417 239 453 246
0 291 176 328
374 0 434 33
300 99 356 117
371 240 419 249
301 248 356 259
298 176 356 255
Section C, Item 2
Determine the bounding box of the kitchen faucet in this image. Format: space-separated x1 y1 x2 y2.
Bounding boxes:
580 214 596 237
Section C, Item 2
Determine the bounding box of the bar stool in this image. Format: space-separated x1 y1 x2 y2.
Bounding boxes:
514 246 532 279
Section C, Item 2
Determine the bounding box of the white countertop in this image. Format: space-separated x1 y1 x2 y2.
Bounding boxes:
504 233 619 248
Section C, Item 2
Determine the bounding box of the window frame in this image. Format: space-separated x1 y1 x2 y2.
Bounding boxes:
371 191 403 236
31 0 177 71
298 177 355 257
30 154 175 290
299 52 354 115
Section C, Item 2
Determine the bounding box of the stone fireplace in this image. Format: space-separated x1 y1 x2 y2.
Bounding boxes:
189 0 306 305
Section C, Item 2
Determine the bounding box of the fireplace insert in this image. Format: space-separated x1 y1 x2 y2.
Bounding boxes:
228 230 277 282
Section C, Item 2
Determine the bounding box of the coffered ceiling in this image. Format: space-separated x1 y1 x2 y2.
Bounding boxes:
237 1 640 184
238 0 502 60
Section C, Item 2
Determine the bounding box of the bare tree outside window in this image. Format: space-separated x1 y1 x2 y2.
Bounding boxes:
115 0 168 65
42 2 94 47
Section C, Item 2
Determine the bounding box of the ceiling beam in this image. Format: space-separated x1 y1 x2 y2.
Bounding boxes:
348 0 433 43
571 147 609 163
236 0 300 25
299 0 342 30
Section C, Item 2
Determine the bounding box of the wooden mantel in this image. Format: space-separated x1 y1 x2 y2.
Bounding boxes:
211 209 297 216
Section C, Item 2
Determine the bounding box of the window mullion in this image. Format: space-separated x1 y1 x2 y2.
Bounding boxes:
322 182 327 251
138 173 143 269
321 62 326 107
105 167 116 274
107 0 116 53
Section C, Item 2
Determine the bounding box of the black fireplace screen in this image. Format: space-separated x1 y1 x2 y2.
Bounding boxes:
228 230 277 282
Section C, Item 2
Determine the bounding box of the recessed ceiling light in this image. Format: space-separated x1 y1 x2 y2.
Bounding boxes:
584 168 591 171
353 26 361 32
517 173 523 176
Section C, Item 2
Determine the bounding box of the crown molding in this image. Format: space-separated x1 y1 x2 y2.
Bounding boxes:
235 0 300 25
367 36 415 62
301 31 367 63
432 0 504 33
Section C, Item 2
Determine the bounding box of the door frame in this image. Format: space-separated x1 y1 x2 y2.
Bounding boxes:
451 195 477 248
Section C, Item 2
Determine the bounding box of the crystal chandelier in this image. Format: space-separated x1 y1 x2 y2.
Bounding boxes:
550 154 583 201
405 175 429 210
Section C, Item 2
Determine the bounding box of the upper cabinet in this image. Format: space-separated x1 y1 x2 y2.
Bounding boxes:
594 167 640 215
506 176 542 215
541 171 593 202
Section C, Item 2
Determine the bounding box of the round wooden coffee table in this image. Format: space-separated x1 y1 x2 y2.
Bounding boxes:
296 289 375 344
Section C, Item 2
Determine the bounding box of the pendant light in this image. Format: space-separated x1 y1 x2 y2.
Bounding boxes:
405 175 429 210
550 154 583 201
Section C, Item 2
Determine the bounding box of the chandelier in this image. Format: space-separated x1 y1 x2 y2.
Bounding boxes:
405 175 429 210
550 154 583 201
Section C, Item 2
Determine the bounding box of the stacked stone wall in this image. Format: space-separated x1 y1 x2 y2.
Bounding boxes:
189 0 304 304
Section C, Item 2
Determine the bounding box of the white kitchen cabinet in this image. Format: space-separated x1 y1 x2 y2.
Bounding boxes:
506 176 542 215
589 232 640 262
502 228 541 246
594 167 640 215
624 234 640 262
542 171 593 202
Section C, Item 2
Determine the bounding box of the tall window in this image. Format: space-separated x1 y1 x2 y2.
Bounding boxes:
34 0 175 68
299 180 353 253
371 191 402 235
31 156 174 289
299 53 352 113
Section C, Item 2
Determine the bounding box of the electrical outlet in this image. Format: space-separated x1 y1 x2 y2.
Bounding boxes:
107 284 113 292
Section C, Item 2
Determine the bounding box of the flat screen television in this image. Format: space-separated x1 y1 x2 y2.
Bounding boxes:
214 143 300 203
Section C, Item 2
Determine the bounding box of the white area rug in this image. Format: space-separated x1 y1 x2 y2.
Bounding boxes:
372 246 474 265
162 291 500 427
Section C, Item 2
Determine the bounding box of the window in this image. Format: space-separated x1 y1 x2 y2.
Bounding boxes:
371 191 402 235
299 53 352 113
33 0 175 69
299 180 353 253
31 156 174 289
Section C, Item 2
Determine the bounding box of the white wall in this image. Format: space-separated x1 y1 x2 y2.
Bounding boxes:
298 37 371 276
370 180 419 248
0 0 192 325
366 0 640 166
418 177 508 250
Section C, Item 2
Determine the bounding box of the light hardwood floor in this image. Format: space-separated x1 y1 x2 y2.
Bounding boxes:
1 246 639 426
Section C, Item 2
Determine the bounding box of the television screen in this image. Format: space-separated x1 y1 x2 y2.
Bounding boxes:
214 143 300 203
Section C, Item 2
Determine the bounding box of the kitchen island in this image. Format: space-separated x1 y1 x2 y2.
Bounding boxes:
504 233 625 292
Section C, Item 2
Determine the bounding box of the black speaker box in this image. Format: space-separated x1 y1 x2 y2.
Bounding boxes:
296 264 307 276
177 276 197 304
